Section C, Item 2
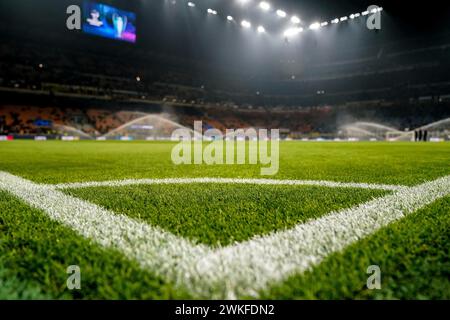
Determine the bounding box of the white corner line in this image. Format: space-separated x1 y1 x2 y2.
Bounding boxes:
0 171 448 299
50 177 408 192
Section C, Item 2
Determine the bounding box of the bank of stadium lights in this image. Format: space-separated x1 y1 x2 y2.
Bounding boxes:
180 1 382 35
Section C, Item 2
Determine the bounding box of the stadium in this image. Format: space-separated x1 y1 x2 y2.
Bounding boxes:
0 0 449 306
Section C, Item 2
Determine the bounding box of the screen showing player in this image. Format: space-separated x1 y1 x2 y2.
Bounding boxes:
82 1 136 43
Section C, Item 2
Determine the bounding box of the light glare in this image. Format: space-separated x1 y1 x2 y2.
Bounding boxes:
241 20 251 28
291 16 301 24
276 10 287 18
283 27 303 37
309 22 321 30
259 2 270 11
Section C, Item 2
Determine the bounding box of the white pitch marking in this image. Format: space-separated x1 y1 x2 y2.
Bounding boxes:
193 174 450 298
0 171 213 294
51 177 407 192
0 171 449 299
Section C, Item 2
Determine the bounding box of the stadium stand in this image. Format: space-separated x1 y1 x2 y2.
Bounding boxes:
1 19 450 140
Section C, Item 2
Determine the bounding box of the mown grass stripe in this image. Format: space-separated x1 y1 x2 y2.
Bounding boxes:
52 177 406 191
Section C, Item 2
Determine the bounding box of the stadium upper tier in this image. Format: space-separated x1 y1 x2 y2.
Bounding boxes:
1 30 450 108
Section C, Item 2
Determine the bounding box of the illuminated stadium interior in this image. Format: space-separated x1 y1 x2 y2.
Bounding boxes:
1 0 450 140
1 0 450 307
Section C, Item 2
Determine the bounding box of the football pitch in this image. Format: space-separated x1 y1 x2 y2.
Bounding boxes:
0 140 449 299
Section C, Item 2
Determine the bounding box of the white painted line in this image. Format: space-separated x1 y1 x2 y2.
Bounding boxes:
0 171 449 299
51 177 407 192
0 171 213 295
195 174 450 298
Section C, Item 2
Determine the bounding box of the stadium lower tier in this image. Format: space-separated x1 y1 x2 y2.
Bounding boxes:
0 93 449 141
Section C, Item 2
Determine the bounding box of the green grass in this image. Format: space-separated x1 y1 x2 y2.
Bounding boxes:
260 196 450 300
0 262 50 300
0 191 190 299
0 141 449 185
0 140 449 299
66 184 386 246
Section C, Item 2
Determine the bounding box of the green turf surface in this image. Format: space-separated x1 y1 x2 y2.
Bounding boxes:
0 140 449 299
65 184 386 246
0 262 50 299
0 141 449 185
0 191 190 299
261 196 450 300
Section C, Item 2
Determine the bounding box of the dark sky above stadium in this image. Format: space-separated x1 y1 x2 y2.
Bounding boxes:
1 0 450 74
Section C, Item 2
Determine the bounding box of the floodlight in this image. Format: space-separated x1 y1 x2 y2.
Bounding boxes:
320 21 328 27
257 26 266 33
331 18 339 24
241 20 251 28
309 22 321 30
362 11 369 16
259 2 270 11
340 16 348 21
227 15 234 21
187 2 195 7
276 10 287 18
291 16 301 24
283 27 302 37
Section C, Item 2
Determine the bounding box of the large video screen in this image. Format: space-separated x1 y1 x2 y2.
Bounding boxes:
82 1 136 43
